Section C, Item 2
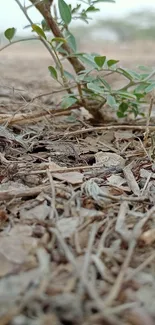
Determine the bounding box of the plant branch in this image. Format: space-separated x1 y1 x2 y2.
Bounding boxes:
28 0 85 74
26 0 54 10
14 0 58 65
0 37 39 52
32 84 77 101
118 69 155 91
49 41 71 90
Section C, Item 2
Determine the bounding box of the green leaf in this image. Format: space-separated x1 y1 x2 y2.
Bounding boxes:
56 47 68 55
94 56 106 68
86 6 100 12
117 102 128 118
79 54 97 68
51 37 66 51
145 83 155 93
72 4 81 14
107 95 117 108
134 93 145 100
139 73 150 80
65 30 76 52
4 28 16 41
64 70 75 80
58 0 72 25
118 102 129 113
117 68 133 80
138 65 151 72
87 83 104 94
41 19 50 31
32 24 46 39
134 83 148 93
125 69 140 80
48 66 58 80
61 96 77 109
82 75 95 83
98 77 111 91
107 59 119 67
117 111 126 118
52 37 66 43
117 91 137 100
131 103 139 117
76 70 94 82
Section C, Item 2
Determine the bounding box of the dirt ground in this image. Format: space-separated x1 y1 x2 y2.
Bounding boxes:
0 40 155 325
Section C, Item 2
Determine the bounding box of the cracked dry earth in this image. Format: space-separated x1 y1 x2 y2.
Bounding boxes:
0 41 155 325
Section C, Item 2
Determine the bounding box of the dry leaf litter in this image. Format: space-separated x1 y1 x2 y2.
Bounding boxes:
0 71 155 325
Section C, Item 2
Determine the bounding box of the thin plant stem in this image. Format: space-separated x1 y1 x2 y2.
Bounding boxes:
0 37 39 52
14 0 58 65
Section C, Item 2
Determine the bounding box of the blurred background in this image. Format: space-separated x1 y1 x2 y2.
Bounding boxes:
1 0 155 66
1 0 155 101
1 0 155 41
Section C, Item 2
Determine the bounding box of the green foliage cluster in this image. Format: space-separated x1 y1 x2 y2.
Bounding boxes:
1 0 155 120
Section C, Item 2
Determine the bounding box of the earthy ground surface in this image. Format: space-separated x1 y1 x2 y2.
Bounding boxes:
0 40 155 325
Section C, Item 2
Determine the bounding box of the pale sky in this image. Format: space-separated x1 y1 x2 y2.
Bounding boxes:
1 0 155 34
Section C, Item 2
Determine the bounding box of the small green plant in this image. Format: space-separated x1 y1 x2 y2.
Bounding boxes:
1 0 155 121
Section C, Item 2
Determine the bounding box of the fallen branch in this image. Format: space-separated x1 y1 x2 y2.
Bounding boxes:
62 125 155 137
